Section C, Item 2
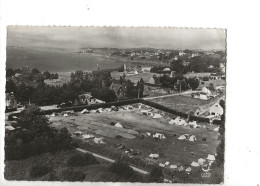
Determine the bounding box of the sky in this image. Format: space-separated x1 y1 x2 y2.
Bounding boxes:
7 27 226 50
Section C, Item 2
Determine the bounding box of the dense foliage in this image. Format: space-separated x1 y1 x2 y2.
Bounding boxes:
149 166 164 182
29 165 53 178
60 169 86 181
67 153 99 167
5 106 72 160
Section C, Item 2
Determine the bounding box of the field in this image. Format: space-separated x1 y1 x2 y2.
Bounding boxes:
111 71 158 84
4 149 135 182
49 105 220 170
149 95 223 114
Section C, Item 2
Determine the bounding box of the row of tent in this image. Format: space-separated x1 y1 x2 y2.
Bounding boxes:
178 134 197 141
73 131 105 144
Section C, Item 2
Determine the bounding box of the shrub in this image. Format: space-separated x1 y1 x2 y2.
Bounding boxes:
109 160 134 179
67 153 99 167
29 165 52 178
149 166 164 183
60 168 86 181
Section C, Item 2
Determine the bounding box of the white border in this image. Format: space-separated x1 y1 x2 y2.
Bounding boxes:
1 0 260 186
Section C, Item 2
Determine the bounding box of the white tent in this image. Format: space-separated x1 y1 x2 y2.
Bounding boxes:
149 153 159 159
97 108 103 113
178 135 187 140
141 110 149 115
178 166 184 171
163 68 171 72
82 134 95 139
214 126 220 132
210 103 224 116
175 118 187 126
191 161 200 167
202 87 211 94
168 119 175 125
51 113 56 117
159 163 165 168
5 126 15 130
170 165 178 169
153 113 162 119
189 135 197 142
186 167 192 172
115 123 123 128
64 113 69 117
90 110 97 113
198 158 206 166
128 105 134 109
207 154 216 161
153 133 166 139
146 132 151 136
165 161 170 166
93 137 105 144
81 109 89 114
74 131 82 135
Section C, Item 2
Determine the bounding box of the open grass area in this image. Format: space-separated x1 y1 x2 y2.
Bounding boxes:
49 106 220 172
149 95 222 114
111 71 158 84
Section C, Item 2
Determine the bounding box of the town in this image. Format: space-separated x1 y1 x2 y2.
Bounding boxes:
5 28 226 183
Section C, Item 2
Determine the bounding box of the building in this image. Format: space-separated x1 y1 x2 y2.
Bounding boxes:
6 93 18 110
209 103 224 116
148 75 160 85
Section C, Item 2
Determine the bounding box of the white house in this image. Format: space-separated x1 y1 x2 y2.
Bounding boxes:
209 103 224 116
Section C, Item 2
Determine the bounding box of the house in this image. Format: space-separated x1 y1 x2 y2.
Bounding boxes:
209 103 224 116
148 75 160 85
6 93 17 110
179 51 186 56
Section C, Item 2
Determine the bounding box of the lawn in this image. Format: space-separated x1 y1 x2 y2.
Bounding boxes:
149 95 222 114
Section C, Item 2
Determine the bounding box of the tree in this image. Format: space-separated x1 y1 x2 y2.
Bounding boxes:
31 68 40 74
187 78 200 90
149 166 164 182
6 68 14 78
171 59 185 74
6 80 16 93
43 71 51 79
109 160 134 179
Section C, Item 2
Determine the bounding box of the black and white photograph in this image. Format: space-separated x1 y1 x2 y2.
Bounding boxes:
4 27 226 183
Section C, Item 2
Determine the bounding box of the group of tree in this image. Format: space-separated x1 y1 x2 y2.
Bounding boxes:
5 106 72 160
119 75 145 98
42 71 59 80
159 74 200 91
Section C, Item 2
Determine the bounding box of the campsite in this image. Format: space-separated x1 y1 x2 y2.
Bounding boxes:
49 103 220 171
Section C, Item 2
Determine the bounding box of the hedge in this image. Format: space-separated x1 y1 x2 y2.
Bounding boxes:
29 165 52 178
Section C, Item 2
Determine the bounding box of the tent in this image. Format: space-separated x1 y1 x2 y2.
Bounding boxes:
115 123 123 128
178 166 184 171
153 114 162 119
82 134 95 139
165 161 170 166
207 154 216 161
214 126 219 132
74 131 82 135
202 87 211 94
186 167 192 172
97 108 103 113
168 119 175 125
81 109 89 114
141 110 149 115
198 158 206 166
178 135 187 140
51 113 56 117
189 121 197 125
170 165 177 169
146 132 151 136
175 118 187 126
153 133 166 139
128 105 134 109
189 135 197 142
191 161 200 167
5 126 15 130
159 163 165 168
64 113 69 117
90 110 97 113
94 137 105 144
149 154 159 159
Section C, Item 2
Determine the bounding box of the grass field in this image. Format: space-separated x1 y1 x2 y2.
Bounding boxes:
149 95 222 114
49 106 220 170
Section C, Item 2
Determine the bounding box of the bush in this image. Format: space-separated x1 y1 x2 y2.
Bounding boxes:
60 168 86 181
149 166 164 183
29 165 52 178
109 160 134 179
67 153 99 167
